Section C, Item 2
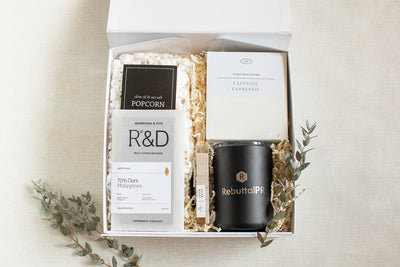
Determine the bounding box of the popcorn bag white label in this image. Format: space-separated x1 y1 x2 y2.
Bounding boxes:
111 162 171 214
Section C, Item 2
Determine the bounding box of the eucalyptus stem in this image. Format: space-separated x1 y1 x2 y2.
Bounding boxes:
67 202 136 264
32 180 142 267
257 120 317 248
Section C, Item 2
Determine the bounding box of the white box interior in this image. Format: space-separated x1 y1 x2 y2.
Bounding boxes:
107 0 291 52
103 0 294 238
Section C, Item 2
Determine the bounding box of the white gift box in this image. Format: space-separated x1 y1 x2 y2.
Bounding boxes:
103 0 295 238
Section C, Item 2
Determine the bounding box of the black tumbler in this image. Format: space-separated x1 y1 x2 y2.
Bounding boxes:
213 141 273 231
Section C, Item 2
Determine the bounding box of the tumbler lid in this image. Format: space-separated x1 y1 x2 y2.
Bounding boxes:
212 141 270 149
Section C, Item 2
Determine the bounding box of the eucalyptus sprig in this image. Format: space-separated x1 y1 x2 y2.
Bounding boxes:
32 180 142 267
257 120 317 248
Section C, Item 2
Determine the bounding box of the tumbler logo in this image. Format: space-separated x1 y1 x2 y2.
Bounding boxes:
221 171 265 196
236 171 248 183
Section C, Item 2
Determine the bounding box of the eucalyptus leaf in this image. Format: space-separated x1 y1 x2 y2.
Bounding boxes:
112 239 119 250
295 151 301 161
90 253 100 262
309 123 317 133
302 148 315 155
287 171 294 182
112 256 118 267
300 126 308 137
284 152 291 162
86 191 91 202
275 210 286 220
261 239 273 248
40 200 47 209
267 219 277 230
54 204 62 213
257 232 264 243
54 212 63 225
289 159 296 170
66 243 79 249
85 242 92 254
137 255 143 265
61 197 68 209
296 139 302 151
89 205 96 214
303 137 310 146
125 247 134 257
73 203 79 213
42 183 50 193
76 250 86 257
300 155 305 164
87 221 97 232
279 192 288 203
77 197 82 206
298 162 310 172
59 224 71 236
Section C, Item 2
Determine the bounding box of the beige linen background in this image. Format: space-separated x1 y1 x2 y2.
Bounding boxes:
0 0 399 266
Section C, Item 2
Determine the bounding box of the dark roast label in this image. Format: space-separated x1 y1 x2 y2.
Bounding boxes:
121 65 177 110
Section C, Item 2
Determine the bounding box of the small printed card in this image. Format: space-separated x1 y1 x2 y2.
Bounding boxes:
121 65 177 110
111 162 171 214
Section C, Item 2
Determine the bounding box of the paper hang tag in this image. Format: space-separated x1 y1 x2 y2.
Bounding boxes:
195 145 210 224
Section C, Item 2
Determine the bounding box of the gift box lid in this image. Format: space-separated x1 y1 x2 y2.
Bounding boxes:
107 0 292 51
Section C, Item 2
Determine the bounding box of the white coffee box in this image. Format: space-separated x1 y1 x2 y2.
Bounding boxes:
104 0 295 238
206 51 288 141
